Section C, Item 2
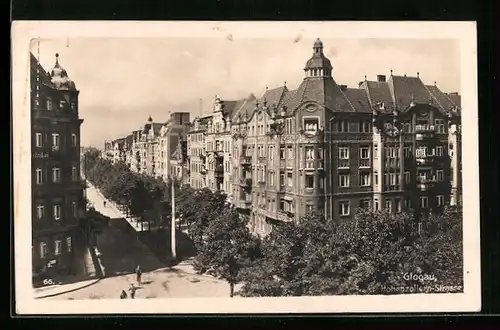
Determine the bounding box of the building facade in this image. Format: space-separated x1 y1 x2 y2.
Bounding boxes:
186 39 462 236
31 53 86 280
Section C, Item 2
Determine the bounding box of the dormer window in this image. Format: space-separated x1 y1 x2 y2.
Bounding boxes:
303 117 319 134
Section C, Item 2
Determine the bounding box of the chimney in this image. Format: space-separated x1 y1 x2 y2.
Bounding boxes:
377 75 386 82
339 84 347 91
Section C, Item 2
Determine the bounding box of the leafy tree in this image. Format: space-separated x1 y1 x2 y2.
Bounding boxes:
176 187 228 249
193 207 261 297
241 207 463 297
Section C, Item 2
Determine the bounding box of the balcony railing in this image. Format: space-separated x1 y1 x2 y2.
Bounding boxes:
240 155 252 164
359 158 371 168
416 177 437 191
257 156 266 164
415 124 436 133
258 208 294 222
305 159 324 170
338 158 350 169
415 154 436 166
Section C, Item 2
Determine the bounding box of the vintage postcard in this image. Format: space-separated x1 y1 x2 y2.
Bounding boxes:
12 21 480 314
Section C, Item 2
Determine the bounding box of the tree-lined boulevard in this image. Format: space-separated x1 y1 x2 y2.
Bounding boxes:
71 149 464 298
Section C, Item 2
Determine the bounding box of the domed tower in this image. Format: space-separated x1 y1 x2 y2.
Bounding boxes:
50 53 77 90
304 38 333 78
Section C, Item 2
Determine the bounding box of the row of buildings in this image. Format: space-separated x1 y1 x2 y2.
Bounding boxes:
30 52 86 283
104 38 462 237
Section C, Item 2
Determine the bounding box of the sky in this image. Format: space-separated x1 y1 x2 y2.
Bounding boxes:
31 38 460 148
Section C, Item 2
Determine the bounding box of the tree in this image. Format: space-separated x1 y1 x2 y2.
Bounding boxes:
241 207 463 297
193 207 261 297
176 187 228 249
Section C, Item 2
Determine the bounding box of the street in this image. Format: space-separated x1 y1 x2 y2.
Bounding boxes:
47 183 241 299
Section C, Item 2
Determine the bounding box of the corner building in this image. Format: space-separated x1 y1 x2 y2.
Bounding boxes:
31 53 86 280
193 39 462 237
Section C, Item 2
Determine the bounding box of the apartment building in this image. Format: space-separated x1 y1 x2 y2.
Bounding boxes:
157 112 190 181
186 38 462 236
31 52 86 280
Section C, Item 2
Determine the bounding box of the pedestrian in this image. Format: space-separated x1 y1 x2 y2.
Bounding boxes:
135 265 142 285
103 200 107 207
120 289 127 299
129 283 137 299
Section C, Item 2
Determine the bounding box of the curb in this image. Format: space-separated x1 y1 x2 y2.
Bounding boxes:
35 277 102 299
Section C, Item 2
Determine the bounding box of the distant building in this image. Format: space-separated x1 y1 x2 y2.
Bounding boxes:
186 38 462 237
31 52 86 280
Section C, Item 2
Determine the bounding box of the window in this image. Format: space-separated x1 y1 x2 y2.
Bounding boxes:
420 196 429 208
52 133 60 149
405 198 412 209
36 205 44 220
66 237 72 252
46 98 53 111
40 242 48 258
71 201 78 217
305 146 314 160
303 118 319 133
54 240 62 255
279 171 285 186
280 147 285 159
287 146 293 159
436 146 444 156
404 146 411 158
360 198 371 209
339 174 350 188
72 166 78 181
306 204 314 214
360 173 370 186
395 198 402 212
52 167 61 183
436 170 444 181
305 174 314 189
389 173 397 186
35 133 43 147
374 172 379 185
403 171 410 184
374 145 379 159
415 147 427 158
435 119 445 133
339 201 350 216
359 147 370 159
35 168 43 185
359 120 371 133
374 198 379 211
336 120 349 132
385 200 392 212
287 172 293 187
437 195 444 207
53 204 61 221
339 147 349 159
71 133 77 146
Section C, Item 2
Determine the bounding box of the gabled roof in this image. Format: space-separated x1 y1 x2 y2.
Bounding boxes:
361 80 395 113
343 88 372 113
142 122 164 135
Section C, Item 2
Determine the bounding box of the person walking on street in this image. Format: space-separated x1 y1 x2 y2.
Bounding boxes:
103 200 107 207
135 265 142 285
120 289 127 299
129 283 137 299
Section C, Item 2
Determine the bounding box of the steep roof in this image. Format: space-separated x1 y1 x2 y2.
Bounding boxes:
30 52 55 88
343 88 372 113
283 77 356 114
362 80 395 112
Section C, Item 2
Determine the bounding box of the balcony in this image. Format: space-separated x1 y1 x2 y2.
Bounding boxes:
257 156 267 164
416 177 437 191
415 154 436 166
240 178 252 187
359 158 371 168
385 158 401 168
237 198 252 209
415 125 436 140
215 164 224 177
240 155 252 165
304 159 324 170
338 158 350 169
258 208 294 222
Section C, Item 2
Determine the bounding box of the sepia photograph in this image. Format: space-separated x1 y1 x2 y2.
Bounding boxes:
12 21 480 314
